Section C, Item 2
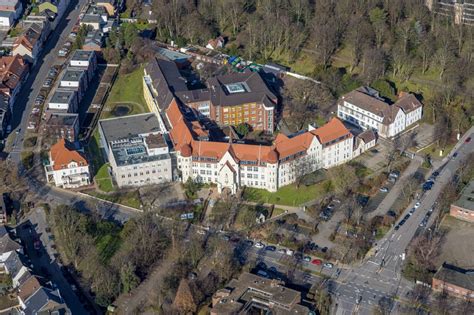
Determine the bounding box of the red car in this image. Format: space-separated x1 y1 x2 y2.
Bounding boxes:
465 137 471 143
311 259 322 266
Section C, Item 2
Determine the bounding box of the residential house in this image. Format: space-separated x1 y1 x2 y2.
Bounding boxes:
98 113 173 188
38 0 67 23
211 272 310 314
353 130 377 158
47 89 78 113
0 225 21 261
0 0 22 21
1 250 24 278
44 139 90 189
82 29 102 51
449 180 474 223
21 15 52 43
43 113 79 143
96 0 116 16
17 275 42 308
206 36 225 50
0 55 29 110
12 24 43 64
21 286 70 314
0 92 9 138
81 5 108 31
337 87 423 138
0 10 14 28
432 263 474 300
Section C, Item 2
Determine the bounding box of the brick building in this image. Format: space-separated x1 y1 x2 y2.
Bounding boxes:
449 180 474 223
432 263 474 300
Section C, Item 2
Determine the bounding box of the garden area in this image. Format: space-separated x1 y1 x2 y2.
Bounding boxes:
101 66 148 119
243 179 332 206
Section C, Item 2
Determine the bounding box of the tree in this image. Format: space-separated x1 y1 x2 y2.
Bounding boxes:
314 288 331 315
173 279 197 313
369 7 387 48
120 262 140 294
327 164 357 195
235 122 251 137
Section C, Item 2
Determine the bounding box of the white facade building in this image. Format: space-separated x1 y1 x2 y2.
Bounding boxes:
98 114 173 188
44 139 90 189
337 87 423 139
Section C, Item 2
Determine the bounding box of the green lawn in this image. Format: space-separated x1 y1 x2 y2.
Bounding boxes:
105 66 146 107
243 180 332 206
101 66 148 119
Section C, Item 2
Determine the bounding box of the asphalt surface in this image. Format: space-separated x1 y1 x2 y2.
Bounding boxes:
330 128 474 315
6 0 85 164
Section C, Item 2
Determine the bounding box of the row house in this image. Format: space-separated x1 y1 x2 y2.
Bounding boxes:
12 23 43 64
337 86 423 139
0 55 28 111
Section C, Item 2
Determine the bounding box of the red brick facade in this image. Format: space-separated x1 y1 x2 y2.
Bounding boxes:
449 204 474 223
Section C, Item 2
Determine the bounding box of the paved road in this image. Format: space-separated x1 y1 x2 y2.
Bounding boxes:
6 0 84 163
331 128 474 314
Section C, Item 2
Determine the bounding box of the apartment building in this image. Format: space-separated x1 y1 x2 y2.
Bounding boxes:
0 0 22 22
211 272 310 314
449 180 474 223
44 139 90 189
98 114 173 188
432 263 474 300
337 87 423 138
426 0 474 25
47 89 78 112
69 50 97 77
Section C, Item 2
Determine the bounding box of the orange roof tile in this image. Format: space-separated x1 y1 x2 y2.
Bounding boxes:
50 139 88 171
310 117 351 144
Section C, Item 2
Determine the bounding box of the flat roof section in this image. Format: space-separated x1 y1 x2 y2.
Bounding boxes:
98 113 162 144
453 180 474 211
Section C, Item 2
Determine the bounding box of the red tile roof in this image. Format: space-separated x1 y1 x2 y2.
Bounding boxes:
166 98 352 164
50 139 88 171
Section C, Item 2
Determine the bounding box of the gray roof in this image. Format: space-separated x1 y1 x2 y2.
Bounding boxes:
434 263 474 291
4 250 24 278
176 89 210 104
144 57 187 110
453 180 474 211
395 93 423 113
155 47 191 62
45 113 78 127
61 69 85 82
207 70 277 108
0 11 14 18
81 14 102 24
70 50 95 62
98 113 162 144
23 287 65 315
111 135 170 167
0 229 21 254
50 89 76 104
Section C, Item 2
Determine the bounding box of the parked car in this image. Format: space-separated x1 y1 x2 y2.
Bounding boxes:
321 247 328 253
303 256 311 262
394 225 400 231
286 249 294 256
379 187 389 193
465 137 471 143
432 171 440 177
42 79 53 88
265 245 276 251
254 242 265 249
323 262 334 269
414 202 421 209
278 248 286 254
311 259 322 265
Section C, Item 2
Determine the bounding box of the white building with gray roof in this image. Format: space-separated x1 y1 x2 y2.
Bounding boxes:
98 113 173 188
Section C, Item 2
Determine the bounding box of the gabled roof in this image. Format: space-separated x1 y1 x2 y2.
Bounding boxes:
23 287 64 315
0 55 28 91
50 139 88 171
434 263 474 291
395 93 423 113
311 117 352 144
13 25 42 52
18 276 42 302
